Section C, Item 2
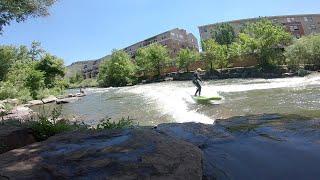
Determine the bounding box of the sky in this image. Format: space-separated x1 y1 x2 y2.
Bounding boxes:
1 0 320 65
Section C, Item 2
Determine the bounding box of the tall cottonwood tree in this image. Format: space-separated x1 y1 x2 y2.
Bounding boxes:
136 43 171 77
0 0 56 33
177 48 199 72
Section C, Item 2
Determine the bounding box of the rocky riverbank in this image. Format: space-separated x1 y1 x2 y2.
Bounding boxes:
0 92 86 122
170 66 312 81
0 114 319 179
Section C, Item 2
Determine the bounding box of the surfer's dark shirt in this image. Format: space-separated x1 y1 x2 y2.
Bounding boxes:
192 72 201 83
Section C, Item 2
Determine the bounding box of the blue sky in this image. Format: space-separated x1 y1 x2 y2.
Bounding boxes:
1 0 319 65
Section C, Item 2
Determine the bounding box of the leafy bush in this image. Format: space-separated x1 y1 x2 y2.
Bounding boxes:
30 105 76 141
96 117 133 130
0 103 13 124
0 82 18 100
16 88 33 103
69 78 98 89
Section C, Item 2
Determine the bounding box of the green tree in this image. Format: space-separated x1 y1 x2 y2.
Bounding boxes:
0 45 32 82
0 46 16 81
211 23 236 45
98 50 136 87
285 34 320 68
139 43 171 77
0 0 56 33
36 53 65 88
135 47 151 77
177 48 199 72
202 39 229 72
69 72 84 84
231 19 292 69
29 41 45 61
25 68 45 99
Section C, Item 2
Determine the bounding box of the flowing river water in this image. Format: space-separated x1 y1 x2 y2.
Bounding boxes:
34 73 320 126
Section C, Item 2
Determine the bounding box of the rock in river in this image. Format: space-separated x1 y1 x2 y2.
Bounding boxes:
56 97 80 104
26 100 44 106
41 95 57 104
0 128 203 179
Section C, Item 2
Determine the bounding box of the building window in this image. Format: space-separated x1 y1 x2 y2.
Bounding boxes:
287 17 294 22
289 25 299 31
304 17 313 22
310 24 317 30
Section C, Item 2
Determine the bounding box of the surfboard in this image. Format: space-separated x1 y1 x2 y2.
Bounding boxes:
192 96 222 103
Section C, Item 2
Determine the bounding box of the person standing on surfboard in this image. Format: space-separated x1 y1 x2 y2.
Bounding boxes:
192 68 203 96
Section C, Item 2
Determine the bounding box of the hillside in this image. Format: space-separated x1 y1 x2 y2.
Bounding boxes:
66 55 110 78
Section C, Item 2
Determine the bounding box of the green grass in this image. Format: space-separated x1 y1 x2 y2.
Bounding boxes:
96 116 134 130
29 105 134 141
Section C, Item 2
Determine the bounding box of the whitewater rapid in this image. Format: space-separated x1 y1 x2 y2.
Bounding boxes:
86 73 320 124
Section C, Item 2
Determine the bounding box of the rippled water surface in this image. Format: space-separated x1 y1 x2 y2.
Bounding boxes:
34 74 320 126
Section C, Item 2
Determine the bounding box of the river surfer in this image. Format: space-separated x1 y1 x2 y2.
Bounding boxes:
193 68 204 96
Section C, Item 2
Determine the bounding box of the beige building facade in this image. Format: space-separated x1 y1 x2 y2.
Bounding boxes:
199 14 320 41
123 28 199 58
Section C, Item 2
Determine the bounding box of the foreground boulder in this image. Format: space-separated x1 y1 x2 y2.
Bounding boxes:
0 128 202 179
157 114 320 180
0 122 36 154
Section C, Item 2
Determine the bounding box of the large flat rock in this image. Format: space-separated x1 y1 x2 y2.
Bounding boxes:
41 95 57 104
0 123 36 154
157 114 320 180
3 106 34 122
0 128 202 179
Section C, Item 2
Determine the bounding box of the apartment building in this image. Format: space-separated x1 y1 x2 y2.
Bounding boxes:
123 28 199 58
199 14 320 41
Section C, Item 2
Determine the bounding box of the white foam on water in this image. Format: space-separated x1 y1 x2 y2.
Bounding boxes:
206 74 320 94
122 83 216 124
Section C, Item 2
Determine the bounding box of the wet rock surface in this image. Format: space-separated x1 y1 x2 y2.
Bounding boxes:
41 95 58 104
56 97 80 104
0 128 202 179
157 114 320 180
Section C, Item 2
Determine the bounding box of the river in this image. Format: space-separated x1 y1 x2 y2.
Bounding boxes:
33 73 320 126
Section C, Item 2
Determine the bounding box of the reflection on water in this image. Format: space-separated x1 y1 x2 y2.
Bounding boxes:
33 73 320 126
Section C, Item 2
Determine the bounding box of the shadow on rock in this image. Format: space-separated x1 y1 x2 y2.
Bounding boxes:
0 128 202 179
